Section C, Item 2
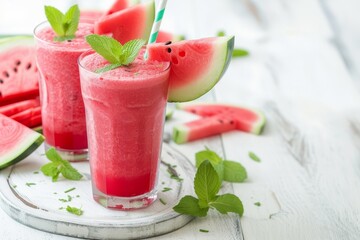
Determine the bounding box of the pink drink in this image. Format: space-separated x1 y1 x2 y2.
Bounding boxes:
79 50 170 209
34 21 93 161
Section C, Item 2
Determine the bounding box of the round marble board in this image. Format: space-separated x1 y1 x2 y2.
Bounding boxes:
0 143 195 239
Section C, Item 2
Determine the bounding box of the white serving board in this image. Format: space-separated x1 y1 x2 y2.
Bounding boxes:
0 143 195 239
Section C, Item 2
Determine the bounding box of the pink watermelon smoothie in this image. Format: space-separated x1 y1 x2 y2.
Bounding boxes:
34 22 93 153
79 50 170 200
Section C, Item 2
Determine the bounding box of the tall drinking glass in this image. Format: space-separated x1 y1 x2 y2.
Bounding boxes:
79 50 170 210
34 20 93 161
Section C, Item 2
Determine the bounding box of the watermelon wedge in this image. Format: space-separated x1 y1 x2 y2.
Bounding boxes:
0 114 44 170
94 0 155 44
0 98 39 116
147 36 234 102
173 103 266 144
104 0 140 16
0 36 39 105
157 31 185 43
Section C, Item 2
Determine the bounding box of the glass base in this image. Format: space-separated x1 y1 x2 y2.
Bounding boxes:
92 186 158 210
44 142 88 162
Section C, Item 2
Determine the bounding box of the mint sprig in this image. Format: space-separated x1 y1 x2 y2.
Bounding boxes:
40 148 83 182
44 5 80 42
173 160 244 217
196 148 247 183
86 34 145 73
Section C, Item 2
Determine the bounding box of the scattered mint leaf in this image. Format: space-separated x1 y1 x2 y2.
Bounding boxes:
44 5 80 41
209 194 244 216
194 160 221 205
41 148 83 181
223 160 247 183
86 34 145 73
86 35 122 64
162 187 172 192
249 151 261 162
66 206 83 216
33 171 39 174
12 185 17 188
159 198 167 205
195 149 224 181
64 187 76 193
26 183 36 187
217 30 226 37
120 39 146 65
254 202 261 207
59 207 64 210
59 195 72 203
173 195 209 217
232 49 249 58
199 229 209 233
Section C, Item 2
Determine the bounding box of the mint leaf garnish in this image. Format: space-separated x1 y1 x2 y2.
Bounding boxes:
173 195 209 217
209 194 244 216
223 160 247 183
66 205 83 216
44 5 80 41
86 34 145 73
249 151 261 162
194 160 221 205
41 148 83 181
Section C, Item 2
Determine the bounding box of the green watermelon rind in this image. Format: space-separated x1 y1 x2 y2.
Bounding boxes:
0 132 44 170
168 36 235 102
172 103 266 144
0 35 33 49
143 0 155 43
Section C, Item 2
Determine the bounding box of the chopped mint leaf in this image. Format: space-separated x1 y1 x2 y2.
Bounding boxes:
232 48 249 58
44 5 80 41
254 202 261 207
173 195 209 217
12 185 17 188
64 187 76 193
223 160 247 183
194 160 221 204
26 182 36 187
86 34 145 73
53 192 57 194
33 171 39 174
199 229 209 233
249 151 261 162
195 149 224 181
59 207 64 210
41 148 83 181
66 205 83 216
209 193 244 216
76 195 80 198
162 187 172 192
159 198 167 205
217 31 226 37
58 195 72 202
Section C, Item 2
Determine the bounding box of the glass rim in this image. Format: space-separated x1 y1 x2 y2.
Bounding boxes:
33 19 94 50
78 49 171 81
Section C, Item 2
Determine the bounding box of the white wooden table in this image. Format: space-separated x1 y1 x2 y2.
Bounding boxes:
1 0 360 239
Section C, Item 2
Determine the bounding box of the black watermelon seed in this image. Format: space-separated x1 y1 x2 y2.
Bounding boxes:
26 63 32 70
0 91 2 97
15 60 21 66
67 40 72 42
230 120 234 124
13 68 18 73
167 48 172 53
3 71 9 78
0 79 3 84
165 41 172 45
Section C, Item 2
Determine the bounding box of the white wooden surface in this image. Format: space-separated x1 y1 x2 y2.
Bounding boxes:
1 0 360 239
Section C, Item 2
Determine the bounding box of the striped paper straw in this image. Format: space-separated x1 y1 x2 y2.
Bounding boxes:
144 0 168 59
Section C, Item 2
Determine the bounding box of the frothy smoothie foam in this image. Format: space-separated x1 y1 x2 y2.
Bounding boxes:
35 22 93 158
80 50 170 202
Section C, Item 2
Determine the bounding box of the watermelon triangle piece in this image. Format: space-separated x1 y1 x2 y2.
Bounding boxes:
147 36 234 102
94 0 155 44
173 103 266 144
0 114 44 170
104 0 140 16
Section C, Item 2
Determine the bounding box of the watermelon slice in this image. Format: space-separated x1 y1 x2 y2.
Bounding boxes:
94 0 155 44
173 103 266 144
157 31 185 43
0 36 39 105
147 36 234 102
0 114 44 170
0 98 39 116
104 0 140 16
